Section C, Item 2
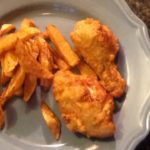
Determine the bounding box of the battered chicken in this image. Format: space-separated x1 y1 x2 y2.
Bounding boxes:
71 18 125 97
53 71 115 138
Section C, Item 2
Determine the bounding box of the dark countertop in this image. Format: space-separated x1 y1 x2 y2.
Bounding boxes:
126 0 150 35
125 0 150 150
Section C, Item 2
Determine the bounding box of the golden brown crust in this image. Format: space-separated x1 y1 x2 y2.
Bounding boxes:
53 71 115 138
71 18 125 97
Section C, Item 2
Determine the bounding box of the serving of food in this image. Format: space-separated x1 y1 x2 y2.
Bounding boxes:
0 17 125 140
0 0 150 150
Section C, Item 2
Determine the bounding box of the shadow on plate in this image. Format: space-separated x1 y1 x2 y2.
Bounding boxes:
4 93 41 138
4 97 18 130
75 132 115 142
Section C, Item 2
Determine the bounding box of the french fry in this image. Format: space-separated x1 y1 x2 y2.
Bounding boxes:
20 21 39 101
0 66 25 107
78 60 97 77
37 37 54 91
0 106 4 129
26 39 39 58
53 52 70 70
0 27 40 55
1 51 18 77
15 40 53 79
37 32 49 40
20 19 49 40
0 58 10 86
23 40 39 102
46 25 79 67
41 31 49 40
40 101 61 140
17 27 41 40
0 24 16 36
37 37 53 71
20 18 35 29
14 87 23 97
0 71 10 85
0 34 17 55
0 24 16 85
23 75 37 102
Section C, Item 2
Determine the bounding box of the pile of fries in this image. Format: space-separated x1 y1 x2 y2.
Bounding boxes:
0 18 96 139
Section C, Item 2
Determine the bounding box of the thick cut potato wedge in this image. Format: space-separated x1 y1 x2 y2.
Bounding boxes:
23 40 38 102
1 51 18 77
0 24 16 84
0 106 4 129
20 18 35 29
26 39 39 59
0 24 16 36
14 87 23 97
37 37 54 91
53 53 69 70
40 31 49 40
37 37 53 72
18 27 40 39
23 75 37 102
0 67 10 85
0 66 25 107
46 25 79 67
0 27 40 55
0 34 17 55
40 102 61 140
78 60 97 77
15 40 53 79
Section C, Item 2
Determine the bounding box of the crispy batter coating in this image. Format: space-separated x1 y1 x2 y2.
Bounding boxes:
71 18 125 97
53 71 115 138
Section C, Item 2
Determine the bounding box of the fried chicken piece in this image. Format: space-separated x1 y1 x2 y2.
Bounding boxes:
71 18 125 97
53 71 115 138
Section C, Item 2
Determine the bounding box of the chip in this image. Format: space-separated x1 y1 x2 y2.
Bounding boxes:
23 74 37 102
1 51 18 77
20 18 35 29
0 27 40 55
40 101 61 140
46 25 79 67
15 40 53 79
0 24 16 36
37 37 54 91
0 66 25 107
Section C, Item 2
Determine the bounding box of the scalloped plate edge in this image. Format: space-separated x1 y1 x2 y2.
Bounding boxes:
114 0 150 149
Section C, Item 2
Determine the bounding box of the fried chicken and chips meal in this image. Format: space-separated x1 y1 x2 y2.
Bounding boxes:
0 18 125 140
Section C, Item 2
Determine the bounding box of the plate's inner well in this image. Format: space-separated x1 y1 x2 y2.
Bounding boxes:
0 2 127 149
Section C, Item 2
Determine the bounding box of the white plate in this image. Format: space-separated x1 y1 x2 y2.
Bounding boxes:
0 0 150 150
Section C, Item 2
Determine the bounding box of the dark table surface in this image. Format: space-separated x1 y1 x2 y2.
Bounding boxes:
125 0 150 149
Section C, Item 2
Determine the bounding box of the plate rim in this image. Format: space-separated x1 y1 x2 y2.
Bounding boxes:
115 0 150 149
0 0 150 149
